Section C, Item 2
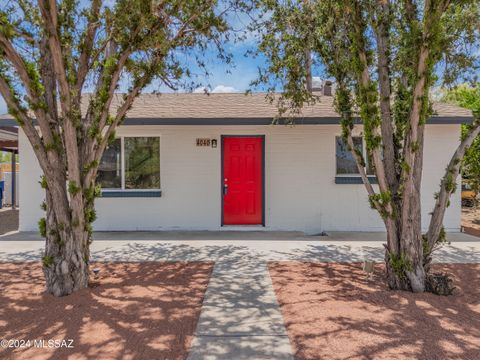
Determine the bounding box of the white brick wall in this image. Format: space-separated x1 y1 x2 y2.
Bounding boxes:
18 124 461 232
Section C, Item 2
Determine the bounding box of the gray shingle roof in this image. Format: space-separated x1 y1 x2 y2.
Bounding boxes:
0 92 473 125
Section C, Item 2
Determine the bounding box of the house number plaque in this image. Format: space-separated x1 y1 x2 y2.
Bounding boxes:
196 138 210 146
196 138 217 147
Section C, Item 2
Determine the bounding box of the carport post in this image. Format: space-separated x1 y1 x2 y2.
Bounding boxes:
11 150 16 210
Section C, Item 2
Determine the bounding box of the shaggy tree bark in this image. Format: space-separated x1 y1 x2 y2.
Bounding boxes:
338 0 480 292
254 0 480 293
0 0 230 296
340 0 466 293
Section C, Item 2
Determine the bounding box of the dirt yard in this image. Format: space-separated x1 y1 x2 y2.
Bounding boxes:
0 261 213 360
462 206 480 237
0 209 18 235
269 262 480 360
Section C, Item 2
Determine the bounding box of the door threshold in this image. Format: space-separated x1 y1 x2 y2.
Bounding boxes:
221 225 266 231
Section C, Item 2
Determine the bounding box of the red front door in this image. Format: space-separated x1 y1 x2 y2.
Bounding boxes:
222 137 264 225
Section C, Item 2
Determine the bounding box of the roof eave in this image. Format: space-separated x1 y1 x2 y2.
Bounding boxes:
0 115 473 127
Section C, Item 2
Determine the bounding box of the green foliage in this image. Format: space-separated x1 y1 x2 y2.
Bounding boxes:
423 226 449 256
253 1 479 288
68 181 81 196
252 0 479 204
83 160 99 173
369 191 393 219
388 252 413 279
0 151 12 163
39 176 47 189
42 255 54 268
83 184 101 203
85 207 97 224
38 218 47 238
0 0 235 263
443 84 480 194
444 172 457 193
44 133 62 153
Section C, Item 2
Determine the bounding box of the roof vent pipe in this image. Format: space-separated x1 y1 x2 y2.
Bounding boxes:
323 81 333 96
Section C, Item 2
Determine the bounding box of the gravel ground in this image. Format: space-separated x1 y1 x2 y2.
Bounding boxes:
462 206 480 237
0 261 213 360
269 262 480 360
0 209 19 235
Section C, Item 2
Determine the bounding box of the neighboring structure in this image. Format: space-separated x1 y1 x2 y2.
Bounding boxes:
0 127 18 209
0 93 472 233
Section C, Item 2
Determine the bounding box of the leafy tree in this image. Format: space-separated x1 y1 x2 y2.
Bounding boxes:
444 84 480 195
0 0 233 296
0 151 12 163
253 0 480 293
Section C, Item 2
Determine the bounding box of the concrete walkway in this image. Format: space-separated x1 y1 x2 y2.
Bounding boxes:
1 230 479 359
187 259 293 360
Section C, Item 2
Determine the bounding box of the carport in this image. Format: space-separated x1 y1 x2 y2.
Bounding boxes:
0 126 18 210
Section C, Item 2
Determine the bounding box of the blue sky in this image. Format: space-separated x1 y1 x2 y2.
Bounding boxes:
0 5 266 115
0 38 264 115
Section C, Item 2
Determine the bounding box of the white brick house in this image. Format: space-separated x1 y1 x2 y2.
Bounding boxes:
0 93 472 233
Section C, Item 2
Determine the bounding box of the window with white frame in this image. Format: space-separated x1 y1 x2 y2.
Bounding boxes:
97 137 160 190
335 136 374 175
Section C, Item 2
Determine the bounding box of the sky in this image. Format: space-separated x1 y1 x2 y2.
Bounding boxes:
0 5 266 116
0 38 264 115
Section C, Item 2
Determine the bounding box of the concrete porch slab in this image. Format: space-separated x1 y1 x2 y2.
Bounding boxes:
0 230 478 263
1 229 477 242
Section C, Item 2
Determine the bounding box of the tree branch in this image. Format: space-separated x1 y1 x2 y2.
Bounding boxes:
38 0 72 115
76 0 102 94
0 76 49 171
38 0 83 218
399 0 449 242
427 118 480 248
84 79 146 187
350 0 392 211
374 0 397 190
0 32 56 145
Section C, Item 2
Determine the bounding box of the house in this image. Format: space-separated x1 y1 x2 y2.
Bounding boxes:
0 92 473 233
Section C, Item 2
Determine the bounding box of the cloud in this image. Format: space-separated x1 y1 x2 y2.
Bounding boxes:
211 85 241 93
193 85 241 94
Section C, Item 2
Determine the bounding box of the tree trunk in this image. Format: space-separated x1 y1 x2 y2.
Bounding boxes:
384 236 426 292
385 249 410 290
42 188 90 297
43 234 90 297
384 191 426 293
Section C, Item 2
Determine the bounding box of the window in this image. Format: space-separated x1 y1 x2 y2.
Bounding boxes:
97 139 121 189
97 137 160 191
335 136 374 175
125 137 160 189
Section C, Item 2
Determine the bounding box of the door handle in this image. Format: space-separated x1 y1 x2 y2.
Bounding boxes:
223 184 228 195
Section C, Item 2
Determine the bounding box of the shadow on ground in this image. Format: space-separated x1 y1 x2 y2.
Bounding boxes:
0 239 479 359
0 261 213 360
0 209 18 235
269 262 480 360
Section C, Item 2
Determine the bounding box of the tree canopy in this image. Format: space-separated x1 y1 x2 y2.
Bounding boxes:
252 0 480 293
0 0 238 296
